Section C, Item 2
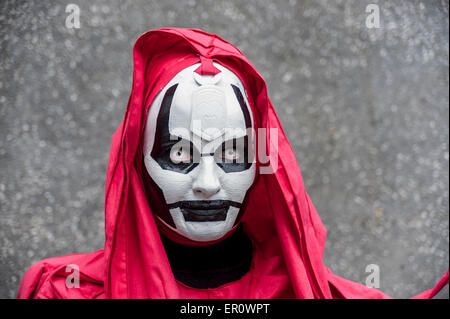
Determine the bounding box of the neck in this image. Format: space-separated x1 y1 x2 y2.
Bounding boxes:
160 225 253 289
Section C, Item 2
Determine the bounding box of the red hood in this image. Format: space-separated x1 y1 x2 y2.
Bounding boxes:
17 28 448 299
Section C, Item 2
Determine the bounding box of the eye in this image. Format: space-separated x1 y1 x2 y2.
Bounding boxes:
215 136 252 173
170 145 192 164
222 147 240 161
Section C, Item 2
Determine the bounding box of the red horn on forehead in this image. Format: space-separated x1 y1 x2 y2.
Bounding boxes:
194 56 221 76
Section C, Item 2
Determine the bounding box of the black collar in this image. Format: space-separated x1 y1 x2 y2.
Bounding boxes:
160 225 253 289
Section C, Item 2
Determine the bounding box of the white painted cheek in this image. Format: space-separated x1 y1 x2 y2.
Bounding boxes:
220 163 256 203
143 155 192 204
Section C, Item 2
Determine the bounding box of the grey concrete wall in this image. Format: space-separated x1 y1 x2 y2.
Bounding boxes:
0 0 448 298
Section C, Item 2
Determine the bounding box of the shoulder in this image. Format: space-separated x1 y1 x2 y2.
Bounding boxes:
325 267 391 299
17 250 105 299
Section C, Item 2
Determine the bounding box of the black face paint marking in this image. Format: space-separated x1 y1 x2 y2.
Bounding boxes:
231 84 252 129
168 200 242 209
215 136 252 172
212 85 254 173
151 83 199 174
182 208 228 222
201 152 215 157
142 160 176 228
168 200 241 222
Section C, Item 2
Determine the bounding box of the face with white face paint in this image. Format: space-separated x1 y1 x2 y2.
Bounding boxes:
143 63 256 242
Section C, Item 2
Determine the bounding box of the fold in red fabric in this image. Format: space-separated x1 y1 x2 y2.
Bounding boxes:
17 28 448 299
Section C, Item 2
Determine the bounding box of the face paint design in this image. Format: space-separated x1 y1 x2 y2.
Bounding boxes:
143 63 255 242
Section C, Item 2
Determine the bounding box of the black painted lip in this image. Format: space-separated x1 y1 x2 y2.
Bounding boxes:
181 207 229 222
168 200 241 222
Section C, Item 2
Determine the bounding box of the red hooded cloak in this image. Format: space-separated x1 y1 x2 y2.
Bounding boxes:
17 28 449 299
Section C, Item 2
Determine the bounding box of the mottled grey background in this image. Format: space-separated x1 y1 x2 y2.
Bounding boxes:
0 0 448 299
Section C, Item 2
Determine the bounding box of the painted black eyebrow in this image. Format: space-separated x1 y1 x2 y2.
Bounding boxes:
231 84 252 129
155 83 250 156
151 83 178 158
151 83 201 174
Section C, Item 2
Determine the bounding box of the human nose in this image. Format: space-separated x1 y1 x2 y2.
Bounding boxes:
192 156 221 198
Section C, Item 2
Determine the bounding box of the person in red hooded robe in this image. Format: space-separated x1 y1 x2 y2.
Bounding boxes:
17 28 448 299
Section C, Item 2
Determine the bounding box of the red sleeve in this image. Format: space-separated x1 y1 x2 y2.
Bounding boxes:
17 260 50 299
411 270 449 299
326 267 449 299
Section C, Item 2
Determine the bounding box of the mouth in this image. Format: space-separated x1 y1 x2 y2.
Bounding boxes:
168 200 241 222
